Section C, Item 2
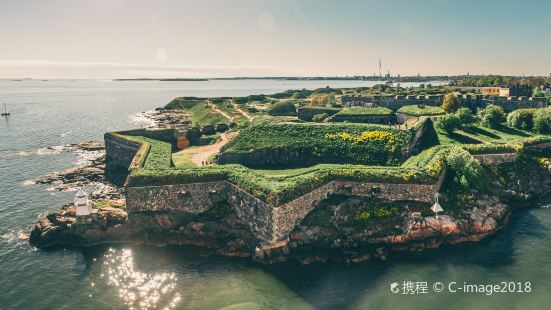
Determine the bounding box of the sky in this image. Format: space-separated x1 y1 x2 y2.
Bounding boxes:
1 0 550 79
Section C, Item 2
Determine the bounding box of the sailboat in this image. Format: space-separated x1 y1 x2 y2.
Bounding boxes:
1 102 10 116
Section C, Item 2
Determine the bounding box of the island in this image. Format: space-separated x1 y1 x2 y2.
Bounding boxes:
29 84 551 264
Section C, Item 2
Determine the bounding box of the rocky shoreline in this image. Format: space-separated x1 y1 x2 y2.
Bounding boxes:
29 155 551 264
33 141 123 200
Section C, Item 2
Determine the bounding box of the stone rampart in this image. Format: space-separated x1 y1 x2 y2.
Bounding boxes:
341 95 549 113
125 172 447 243
473 153 518 165
217 148 313 167
104 134 142 170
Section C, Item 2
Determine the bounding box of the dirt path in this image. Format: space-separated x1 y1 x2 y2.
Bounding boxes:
207 100 234 122
231 100 254 121
173 131 239 166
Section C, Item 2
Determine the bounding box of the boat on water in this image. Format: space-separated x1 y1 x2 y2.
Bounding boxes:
1 102 10 116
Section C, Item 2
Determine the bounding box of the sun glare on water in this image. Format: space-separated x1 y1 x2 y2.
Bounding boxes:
102 248 181 309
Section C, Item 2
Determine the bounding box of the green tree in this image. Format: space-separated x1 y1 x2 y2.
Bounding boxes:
441 93 461 113
291 91 304 99
477 104 505 128
534 108 551 134
436 114 461 134
507 109 536 130
446 146 487 190
455 107 475 124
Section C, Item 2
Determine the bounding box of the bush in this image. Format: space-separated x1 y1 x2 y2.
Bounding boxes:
446 146 487 190
291 91 305 99
534 108 551 134
268 101 296 116
455 107 475 124
441 93 461 113
436 114 461 133
507 109 536 130
477 104 505 128
312 113 330 122
310 94 329 106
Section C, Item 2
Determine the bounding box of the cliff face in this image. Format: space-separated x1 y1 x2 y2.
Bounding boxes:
29 158 551 265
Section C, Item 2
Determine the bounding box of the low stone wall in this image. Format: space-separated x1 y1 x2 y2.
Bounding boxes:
116 128 177 143
217 148 313 167
473 153 518 165
341 96 442 110
297 107 339 121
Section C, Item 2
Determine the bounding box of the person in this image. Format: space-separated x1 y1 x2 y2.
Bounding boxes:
201 161 205 166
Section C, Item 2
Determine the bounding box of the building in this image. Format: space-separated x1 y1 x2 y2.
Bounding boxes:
481 87 501 96
481 84 532 97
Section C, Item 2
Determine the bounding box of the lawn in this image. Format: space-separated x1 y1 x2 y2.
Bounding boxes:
436 123 537 145
397 105 445 116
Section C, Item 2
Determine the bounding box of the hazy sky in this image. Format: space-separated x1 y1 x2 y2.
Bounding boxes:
1 0 550 78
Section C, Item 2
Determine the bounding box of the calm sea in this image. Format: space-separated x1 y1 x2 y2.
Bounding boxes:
0 79 550 309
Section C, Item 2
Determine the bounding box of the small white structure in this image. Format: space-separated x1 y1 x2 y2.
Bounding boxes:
74 189 92 216
431 193 444 219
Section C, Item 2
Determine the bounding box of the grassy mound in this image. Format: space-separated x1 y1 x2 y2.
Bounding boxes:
222 123 411 166
335 107 393 116
397 105 445 116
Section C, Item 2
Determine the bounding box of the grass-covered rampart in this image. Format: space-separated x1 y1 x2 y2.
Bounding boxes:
221 122 411 166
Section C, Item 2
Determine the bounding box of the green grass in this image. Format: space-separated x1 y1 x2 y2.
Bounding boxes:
211 98 249 124
397 105 445 116
436 123 537 146
335 107 393 116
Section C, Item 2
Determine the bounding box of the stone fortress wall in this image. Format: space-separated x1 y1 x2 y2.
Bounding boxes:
124 176 447 243
341 94 548 112
105 118 538 246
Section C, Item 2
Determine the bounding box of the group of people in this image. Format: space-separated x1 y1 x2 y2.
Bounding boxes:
201 161 213 166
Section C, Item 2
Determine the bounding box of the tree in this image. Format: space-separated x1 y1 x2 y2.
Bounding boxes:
507 109 536 130
533 108 551 134
291 91 304 99
533 87 545 98
446 146 487 190
441 93 461 113
455 107 475 124
477 104 505 128
436 114 461 134
310 94 329 106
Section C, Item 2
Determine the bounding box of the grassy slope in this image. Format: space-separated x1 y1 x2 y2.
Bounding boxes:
436 123 537 145
165 98 229 126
